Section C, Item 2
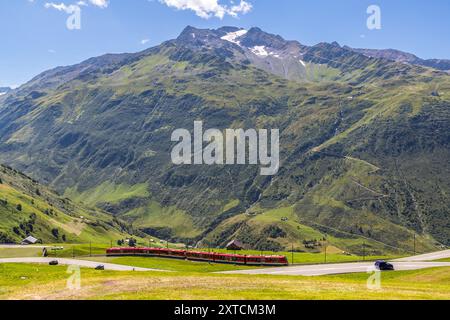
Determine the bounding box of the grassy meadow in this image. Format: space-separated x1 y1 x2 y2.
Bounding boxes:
0 263 449 300
0 244 448 300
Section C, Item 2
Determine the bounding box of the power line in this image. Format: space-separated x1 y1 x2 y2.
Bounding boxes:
298 218 412 253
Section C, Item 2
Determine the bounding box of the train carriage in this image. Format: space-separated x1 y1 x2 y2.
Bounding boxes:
106 247 288 266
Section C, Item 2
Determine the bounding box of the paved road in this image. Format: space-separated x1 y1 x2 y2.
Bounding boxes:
393 250 450 262
220 261 450 276
220 250 450 276
0 257 165 272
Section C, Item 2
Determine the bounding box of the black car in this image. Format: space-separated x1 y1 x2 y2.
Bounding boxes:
375 260 394 271
49 260 59 266
95 265 105 270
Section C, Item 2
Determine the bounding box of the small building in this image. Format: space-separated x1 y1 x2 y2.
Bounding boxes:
21 236 38 245
226 240 244 251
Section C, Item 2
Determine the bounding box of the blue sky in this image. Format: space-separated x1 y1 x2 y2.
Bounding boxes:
1 0 449 88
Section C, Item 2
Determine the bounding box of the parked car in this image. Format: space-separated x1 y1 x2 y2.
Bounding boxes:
375 260 394 271
95 265 105 270
49 260 59 266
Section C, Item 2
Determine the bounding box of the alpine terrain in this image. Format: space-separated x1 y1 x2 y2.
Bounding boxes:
0 26 449 254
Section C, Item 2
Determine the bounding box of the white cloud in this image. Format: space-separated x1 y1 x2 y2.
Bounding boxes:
88 0 109 8
44 0 107 14
45 2 82 14
229 0 252 17
141 39 150 45
159 0 252 19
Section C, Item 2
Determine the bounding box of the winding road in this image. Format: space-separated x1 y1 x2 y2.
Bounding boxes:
220 261 450 276
220 249 450 276
393 249 450 262
0 257 164 272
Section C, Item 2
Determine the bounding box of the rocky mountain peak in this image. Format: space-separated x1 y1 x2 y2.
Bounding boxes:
177 26 216 43
238 27 288 50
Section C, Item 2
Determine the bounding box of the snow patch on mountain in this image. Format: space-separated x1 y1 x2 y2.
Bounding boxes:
269 52 281 58
299 60 306 67
251 46 269 57
221 29 248 45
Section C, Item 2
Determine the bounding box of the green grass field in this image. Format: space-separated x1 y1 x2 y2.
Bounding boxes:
1 263 449 300
64 182 149 207
0 244 113 259
0 247 43 258
0 244 448 300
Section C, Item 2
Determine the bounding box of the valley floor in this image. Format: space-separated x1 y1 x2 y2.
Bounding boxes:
0 263 449 300
1 246 449 300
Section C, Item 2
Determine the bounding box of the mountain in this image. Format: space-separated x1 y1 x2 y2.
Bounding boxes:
348 47 450 72
0 87 11 96
0 26 449 254
0 164 136 243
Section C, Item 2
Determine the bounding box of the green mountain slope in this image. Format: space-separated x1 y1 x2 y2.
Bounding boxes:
0 164 135 243
0 26 448 253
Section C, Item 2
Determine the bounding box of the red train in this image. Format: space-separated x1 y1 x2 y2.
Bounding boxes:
106 247 289 266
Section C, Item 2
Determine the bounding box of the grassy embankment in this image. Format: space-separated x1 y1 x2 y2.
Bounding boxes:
0 166 138 244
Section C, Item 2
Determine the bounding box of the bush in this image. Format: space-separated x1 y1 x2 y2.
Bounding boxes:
51 228 59 239
0 232 15 244
264 225 287 239
128 238 137 247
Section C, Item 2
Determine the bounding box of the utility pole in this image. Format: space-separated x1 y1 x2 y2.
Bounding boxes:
324 238 328 264
414 233 416 256
362 242 366 261
291 243 294 264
